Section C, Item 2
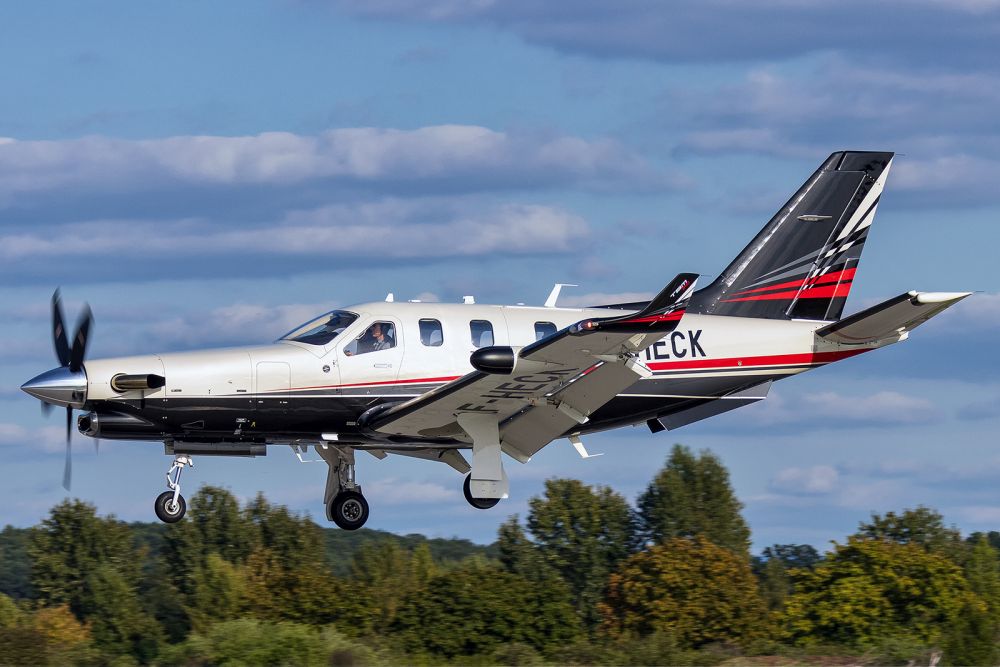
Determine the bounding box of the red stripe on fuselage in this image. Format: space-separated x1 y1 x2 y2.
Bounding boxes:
646 349 868 372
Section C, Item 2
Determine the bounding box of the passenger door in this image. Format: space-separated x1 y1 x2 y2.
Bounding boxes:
337 318 404 391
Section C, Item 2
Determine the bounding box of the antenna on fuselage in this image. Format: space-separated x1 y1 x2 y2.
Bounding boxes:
545 283 578 308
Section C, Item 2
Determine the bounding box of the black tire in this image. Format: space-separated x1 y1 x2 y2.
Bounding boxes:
154 491 186 523
463 474 500 510
331 490 369 530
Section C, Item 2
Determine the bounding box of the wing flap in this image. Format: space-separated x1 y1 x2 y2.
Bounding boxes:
500 360 647 458
816 291 971 345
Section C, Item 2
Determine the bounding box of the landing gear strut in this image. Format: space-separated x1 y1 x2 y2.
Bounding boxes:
154 455 192 523
318 446 370 530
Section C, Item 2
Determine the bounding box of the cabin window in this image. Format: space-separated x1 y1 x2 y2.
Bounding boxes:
344 321 396 356
534 321 557 340
470 320 494 348
419 319 443 347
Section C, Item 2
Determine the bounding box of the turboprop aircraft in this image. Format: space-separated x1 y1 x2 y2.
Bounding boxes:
21 151 970 529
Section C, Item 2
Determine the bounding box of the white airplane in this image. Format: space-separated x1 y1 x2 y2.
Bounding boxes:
21 151 970 529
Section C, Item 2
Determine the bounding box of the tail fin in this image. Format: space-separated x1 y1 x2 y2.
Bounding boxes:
688 151 894 321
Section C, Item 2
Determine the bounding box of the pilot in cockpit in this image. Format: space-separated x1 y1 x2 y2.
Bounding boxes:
348 322 395 355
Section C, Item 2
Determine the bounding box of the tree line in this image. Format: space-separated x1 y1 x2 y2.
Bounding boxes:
2 444 1000 665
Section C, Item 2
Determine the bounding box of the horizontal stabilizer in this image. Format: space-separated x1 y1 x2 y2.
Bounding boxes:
816 291 971 345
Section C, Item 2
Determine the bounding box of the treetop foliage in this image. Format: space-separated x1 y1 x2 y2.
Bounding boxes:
3 448 1000 665
637 443 752 556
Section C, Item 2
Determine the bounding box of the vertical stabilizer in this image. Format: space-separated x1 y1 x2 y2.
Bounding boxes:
687 151 894 321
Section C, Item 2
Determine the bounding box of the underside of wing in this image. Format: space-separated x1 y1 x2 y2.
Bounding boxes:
361 274 699 460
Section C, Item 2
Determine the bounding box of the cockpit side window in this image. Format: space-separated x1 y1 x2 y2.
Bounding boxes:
344 321 397 356
281 310 358 346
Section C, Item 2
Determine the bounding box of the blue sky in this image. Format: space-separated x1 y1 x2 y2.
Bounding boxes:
1 0 998 550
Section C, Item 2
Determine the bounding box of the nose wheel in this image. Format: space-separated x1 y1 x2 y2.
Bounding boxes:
154 455 192 523
329 490 369 530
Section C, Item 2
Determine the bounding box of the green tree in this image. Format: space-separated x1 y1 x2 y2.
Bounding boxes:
84 563 163 661
762 544 821 570
392 560 581 658
757 556 792 612
348 539 438 630
599 536 766 648
0 526 34 600
782 536 984 648
856 506 965 562
243 547 343 626
161 485 254 598
943 600 998 666
525 479 639 629
637 444 751 556
162 619 343 667
186 553 248 631
965 534 1000 620
753 544 822 611
0 592 20 628
28 500 141 614
27 500 163 660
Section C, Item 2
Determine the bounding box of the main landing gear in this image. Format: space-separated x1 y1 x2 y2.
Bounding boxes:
154 455 192 523
318 446 370 530
463 474 500 510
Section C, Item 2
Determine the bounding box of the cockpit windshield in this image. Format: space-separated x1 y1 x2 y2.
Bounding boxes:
280 310 358 346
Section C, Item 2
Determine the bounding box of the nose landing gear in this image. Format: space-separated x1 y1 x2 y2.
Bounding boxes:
154 455 192 523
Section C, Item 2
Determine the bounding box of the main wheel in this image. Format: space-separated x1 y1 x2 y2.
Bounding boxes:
154 491 187 523
331 490 369 530
463 474 500 510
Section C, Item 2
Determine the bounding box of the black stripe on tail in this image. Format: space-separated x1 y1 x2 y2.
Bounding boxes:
687 151 894 321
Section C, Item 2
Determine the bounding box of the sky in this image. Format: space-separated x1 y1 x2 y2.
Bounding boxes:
1 0 998 551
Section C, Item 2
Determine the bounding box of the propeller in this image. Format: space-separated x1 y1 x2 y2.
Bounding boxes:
48 289 94 491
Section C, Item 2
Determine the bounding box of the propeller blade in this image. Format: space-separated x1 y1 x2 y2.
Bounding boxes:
62 407 72 491
69 304 92 373
52 290 70 367
94 438 100 456
41 401 53 416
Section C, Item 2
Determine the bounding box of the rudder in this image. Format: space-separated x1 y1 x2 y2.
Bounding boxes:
687 151 894 321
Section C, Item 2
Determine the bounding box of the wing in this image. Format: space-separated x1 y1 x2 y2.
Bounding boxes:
361 274 698 461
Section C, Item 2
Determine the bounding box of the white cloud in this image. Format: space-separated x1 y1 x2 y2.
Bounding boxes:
769 465 839 495
925 291 1000 332
956 505 1000 524
802 391 940 424
338 0 1000 66
365 477 458 504
557 291 653 308
745 389 941 429
0 125 676 201
0 199 589 263
147 302 333 348
0 423 66 454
